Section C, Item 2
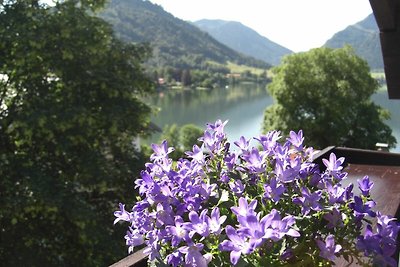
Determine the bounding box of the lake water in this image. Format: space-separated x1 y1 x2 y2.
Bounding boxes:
148 83 400 153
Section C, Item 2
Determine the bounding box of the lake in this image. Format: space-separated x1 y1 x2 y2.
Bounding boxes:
148 83 400 153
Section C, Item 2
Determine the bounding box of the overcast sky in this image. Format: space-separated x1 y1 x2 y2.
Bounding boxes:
149 0 373 52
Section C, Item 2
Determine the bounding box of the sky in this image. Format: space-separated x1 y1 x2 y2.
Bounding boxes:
149 0 373 52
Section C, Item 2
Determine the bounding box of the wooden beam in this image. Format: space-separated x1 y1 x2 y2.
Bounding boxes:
109 248 147 267
380 30 400 98
369 0 396 31
313 146 400 168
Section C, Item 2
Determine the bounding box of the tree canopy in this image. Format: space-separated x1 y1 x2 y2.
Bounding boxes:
263 46 396 149
158 123 203 160
0 0 154 265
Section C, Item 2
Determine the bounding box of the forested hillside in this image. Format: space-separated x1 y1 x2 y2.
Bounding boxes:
324 14 383 70
194 19 292 65
100 0 269 70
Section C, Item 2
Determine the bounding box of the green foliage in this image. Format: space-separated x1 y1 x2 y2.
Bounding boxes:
263 46 396 150
0 0 154 266
179 124 203 151
159 124 203 159
180 69 192 87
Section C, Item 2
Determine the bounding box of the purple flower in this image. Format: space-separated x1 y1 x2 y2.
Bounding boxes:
114 203 132 224
207 207 227 235
116 120 400 266
293 187 322 215
178 243 208 267
274 157 301 183
323 208 344 229
237 214 267 247
143 230 161 260
125 227 144 253
344 183 354 201
357 175 373 196
229 179 245 196
256 130 281 152
326 183 346 204
185 145 205 164
280 248 294 261
263 177 285 202
349 196 376 217
153 203 174 227
234 136 250 151
316 235 342 261
287 130 304 150
356 225 381 256
231 197 257 225
263 210 300 241
219 225 254 265
224 152 237 171
150 140 174 161
243 148 266 173
184 210 210 238
166 216 190 246
377 213 400 240
322 153 346 180
200 131 217 152
220 171 230 183
135 170 160 196
166 251 183 267
322 153 345 172
207 119 228 136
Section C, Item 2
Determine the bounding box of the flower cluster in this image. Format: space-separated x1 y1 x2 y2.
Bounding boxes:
115 120 399 266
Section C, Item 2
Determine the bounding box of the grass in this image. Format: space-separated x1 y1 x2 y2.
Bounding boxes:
206 60 270 76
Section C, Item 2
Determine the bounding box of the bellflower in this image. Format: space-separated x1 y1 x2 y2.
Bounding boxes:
234 136 250 151
255 130 281 153
207 207 226 235
115 120 399 267
350 196 376 217
293 187 322 215
178 243 208 267
323 208 344 229
287 129 304 150
166 216 190 247
263 177 285 203
184 210 210 238
150 140 174 162
231 197 257 225
219 225 254 265
322 152 346 180
357 175 374 196
316 235 342 261
263 209 300 241
114 203 133 224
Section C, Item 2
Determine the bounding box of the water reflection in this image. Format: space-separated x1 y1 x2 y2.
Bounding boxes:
149 83 273 142
148 84 400 152
372 90 400 152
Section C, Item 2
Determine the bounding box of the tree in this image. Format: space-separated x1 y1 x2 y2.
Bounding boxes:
179 123 203 151
263 46 396 149
159 123 203 160
0 0 154 266
181 69 192 87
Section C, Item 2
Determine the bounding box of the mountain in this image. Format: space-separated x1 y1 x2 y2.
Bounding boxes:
324 14 383 70
99 0 269 70
194 19 293 66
